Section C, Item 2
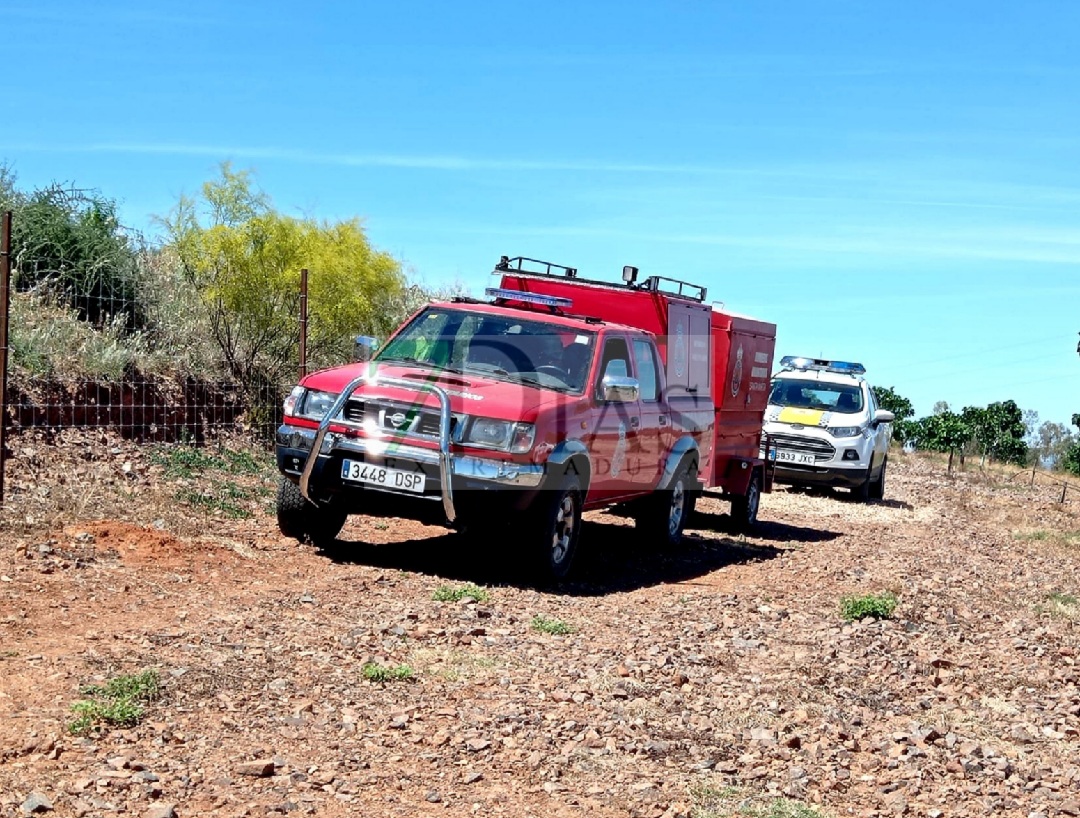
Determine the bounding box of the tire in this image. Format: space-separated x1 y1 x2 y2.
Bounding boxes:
854 463 873 503
636 462 696 547
530 475 584 581
276 478 347 547
869 457 886 500
731 471 762 532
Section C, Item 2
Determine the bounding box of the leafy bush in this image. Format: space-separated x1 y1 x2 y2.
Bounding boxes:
432 583 491 603
69 670 160 735
839 592 898 621
11 183 145 330
362 663 414 683
531 615 573 635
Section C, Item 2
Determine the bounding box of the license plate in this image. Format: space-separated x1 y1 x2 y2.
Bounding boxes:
341 459 426 493
775 450 816 465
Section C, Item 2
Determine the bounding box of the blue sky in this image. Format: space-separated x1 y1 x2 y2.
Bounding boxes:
2 1 1078 425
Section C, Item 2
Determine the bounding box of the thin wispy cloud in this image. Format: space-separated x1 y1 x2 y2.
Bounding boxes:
0 141 857 179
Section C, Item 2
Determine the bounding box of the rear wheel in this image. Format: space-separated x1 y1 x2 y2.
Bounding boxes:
869 457 887 500
276 478 347 548
731 471 762 532
530 476 584 581
636 462 696 547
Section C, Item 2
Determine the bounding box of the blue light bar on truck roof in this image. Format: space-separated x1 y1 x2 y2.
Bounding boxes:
780 356 866 376
485 288 573 309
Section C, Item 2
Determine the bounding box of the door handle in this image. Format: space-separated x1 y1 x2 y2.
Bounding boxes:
630 417 640 428
658 415 669 426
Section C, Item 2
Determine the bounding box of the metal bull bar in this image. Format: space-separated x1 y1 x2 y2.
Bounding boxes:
298 375 457 523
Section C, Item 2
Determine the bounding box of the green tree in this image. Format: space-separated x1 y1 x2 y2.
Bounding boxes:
916 410 971 473
1035 421 1075 469
872 385 917 444
161 164 405 416
1063 415 1080 477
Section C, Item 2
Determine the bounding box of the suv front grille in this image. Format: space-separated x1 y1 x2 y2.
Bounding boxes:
342 399 455 440
768 433 836 461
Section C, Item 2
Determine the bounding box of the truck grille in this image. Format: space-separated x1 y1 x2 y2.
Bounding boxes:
767 433 836 461
342 399 455 440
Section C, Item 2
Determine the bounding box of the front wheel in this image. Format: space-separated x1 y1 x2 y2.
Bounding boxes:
276 478 347 548
869 457 887 500
530 476 584 581
731 471 761 532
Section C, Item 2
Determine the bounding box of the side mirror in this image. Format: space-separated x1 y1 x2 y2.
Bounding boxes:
873 409 895 425
354 335 379 363
601 375 640 403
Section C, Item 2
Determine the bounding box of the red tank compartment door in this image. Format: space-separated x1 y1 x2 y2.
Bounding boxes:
720 323 775 414
663 302 712 401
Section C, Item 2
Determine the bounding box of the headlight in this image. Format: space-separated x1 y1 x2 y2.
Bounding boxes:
458 417 536 453
828 425 864 438
284 387 340 421
301 390 340 420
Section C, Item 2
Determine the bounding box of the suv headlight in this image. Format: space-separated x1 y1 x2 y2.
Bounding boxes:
284 387 340 421
828 425 864 438
457 417 536 453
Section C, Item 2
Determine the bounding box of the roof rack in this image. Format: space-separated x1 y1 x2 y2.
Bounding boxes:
780 356 866 376
495 255 578 278
494 255 707 303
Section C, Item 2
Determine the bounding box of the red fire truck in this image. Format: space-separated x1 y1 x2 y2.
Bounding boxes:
276 256 777 580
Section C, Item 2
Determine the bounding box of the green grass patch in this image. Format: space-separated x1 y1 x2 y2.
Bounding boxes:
1042 592 1080 621
69 670 160 735
531 615 573 635
432 583 491 603
1012 529 1053 542
362 663 414 683
175 482 253 518
690 784 828 818
839 592 898 622
151 444 268 479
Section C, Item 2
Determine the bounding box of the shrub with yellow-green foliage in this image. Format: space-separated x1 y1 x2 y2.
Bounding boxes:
161 163 406 410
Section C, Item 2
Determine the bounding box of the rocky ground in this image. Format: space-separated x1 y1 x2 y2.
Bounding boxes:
0 431 1078 818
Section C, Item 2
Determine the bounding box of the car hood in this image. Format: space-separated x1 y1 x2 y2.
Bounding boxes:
301 362 574 422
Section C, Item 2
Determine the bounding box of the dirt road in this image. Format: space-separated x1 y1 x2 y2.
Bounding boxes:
1 437 1077 817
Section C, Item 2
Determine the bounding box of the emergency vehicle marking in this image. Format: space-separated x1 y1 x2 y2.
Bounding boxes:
730 345 744 397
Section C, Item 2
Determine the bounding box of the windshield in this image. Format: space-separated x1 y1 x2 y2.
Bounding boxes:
376 307 596 394
768 378 864 414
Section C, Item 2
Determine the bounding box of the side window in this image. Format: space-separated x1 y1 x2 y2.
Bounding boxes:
866 386 877 414
632 339 660 402
596 336 632 399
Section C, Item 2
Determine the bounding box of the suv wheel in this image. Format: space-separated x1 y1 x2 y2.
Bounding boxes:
869 457 887 500
276 478 347 548
531 476 583 581
731 471 762 532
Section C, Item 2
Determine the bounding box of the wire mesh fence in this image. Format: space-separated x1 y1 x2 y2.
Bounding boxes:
0 199 299 448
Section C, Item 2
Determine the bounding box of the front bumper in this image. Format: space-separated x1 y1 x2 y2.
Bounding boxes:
762 426 872 490
277 424 546 520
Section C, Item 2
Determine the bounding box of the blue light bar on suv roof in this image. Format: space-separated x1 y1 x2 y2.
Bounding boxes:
780 356 866 376
485 287 573 309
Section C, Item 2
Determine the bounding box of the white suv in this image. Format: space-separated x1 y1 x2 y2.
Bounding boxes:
762 357 894 501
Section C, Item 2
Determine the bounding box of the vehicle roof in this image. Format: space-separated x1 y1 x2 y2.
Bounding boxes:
773 368 867 387
429 300 649 336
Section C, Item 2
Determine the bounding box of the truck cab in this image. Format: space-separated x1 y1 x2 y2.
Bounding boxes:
276 256 777 580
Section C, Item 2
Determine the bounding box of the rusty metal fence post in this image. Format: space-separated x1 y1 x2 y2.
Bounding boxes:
299 267 308 380
0 211 12 504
